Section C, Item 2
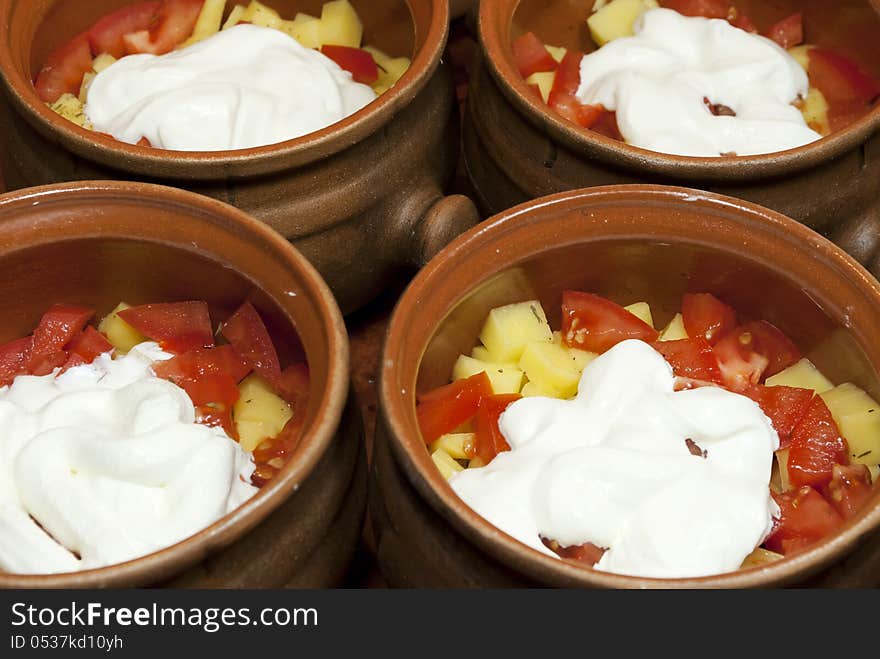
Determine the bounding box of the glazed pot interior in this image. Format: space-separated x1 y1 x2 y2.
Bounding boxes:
383 186 880 587
0 182 347 587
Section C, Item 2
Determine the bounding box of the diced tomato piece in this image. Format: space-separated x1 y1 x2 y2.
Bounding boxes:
742 321 801 378
730 13 757 33
511 32 557 78
321 45 379 84
60 352 87 373
123 0 204 55
180 373 240 407
682 293 737 345
550 94 605 129
765 13 803 50
765 486 844 555
416 371 493 445
151 344 251 384
787 396 849 489
652 337 722 383
590 110 623 140
254 413 306 465
276 362 310 406
548 50 582 99
88 1 160 58
118 301 213 354
34 31 93 103
0 337 33 387
743 384 814 449
661 0 729 19
562 291 659 353
808 48 880 131
196 403 237 439
65 326 114 363
713 323 782 391
824 463 874 520
542 538 606 567
28 304 94 374
473 394 520 464
136 136 153 147
220 302 282 387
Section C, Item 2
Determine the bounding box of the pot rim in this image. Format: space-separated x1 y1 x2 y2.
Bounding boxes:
0 180 350 588
380 184 880 588
477 0 880 181
0 0 449 179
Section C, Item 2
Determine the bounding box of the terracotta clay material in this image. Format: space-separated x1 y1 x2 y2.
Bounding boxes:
465 0 880 278
373 185 880 588
0 0 478 314
0 181 362 589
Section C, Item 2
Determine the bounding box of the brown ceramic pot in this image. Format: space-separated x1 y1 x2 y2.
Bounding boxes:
465 0 880 278
0 0 478 314
0 181 363 589
372 185 880 588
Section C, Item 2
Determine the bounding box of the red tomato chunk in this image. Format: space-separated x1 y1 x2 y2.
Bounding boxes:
118 301 213 354
562 290 659 353
321 45 379 85
511 32 558 78
416 371 493 445
765 486 843 555
787 396 849 489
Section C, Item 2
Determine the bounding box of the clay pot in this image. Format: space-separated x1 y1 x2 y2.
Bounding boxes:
0 181 363 588
464 0 880 278
372 185 880 588
0 0 478 314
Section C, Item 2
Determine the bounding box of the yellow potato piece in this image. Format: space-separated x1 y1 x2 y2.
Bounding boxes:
551 331 598 373
624 301 654 328
545 45 567 63
821 384 880 466
526 71 555 103
320 0 363 48
452 354 524 395
92 53 117 73
765 358 834 394
588 0 659 46
788 44 813 70
78 72 96 103
518 341 581 399
479 300 553 363
49 93 91 128
658 313 688 342
181 0 225 46
280 13 322 49
801 87 830 136
363 46 411 94
741 547 783 568
222 5 246 29
234 374 294 452
97 303 145 353
429 433 475 461
520 381 563 398
432 448 464 480
242 0 282 28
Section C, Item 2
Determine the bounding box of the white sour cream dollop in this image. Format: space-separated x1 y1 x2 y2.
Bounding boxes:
575 8 821 156
85 24 377 151
0 342 257 574
450 340 779 579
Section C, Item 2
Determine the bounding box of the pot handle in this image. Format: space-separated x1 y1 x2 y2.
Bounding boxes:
830 201 880 279
406 193 481 267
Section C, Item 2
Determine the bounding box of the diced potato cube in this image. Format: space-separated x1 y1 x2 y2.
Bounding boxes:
471 345 497 362
788 44 813 70
775 448 792 493
181 0 225 46
801 87 830 135
320 0 363 48
521 381 563 398
624 301 654 328
78 72 95 103
765 358 834 394
526 71 555 102
432 448 464 480
518 341 581 399
658 313 688 342
588 0 659 46
363 45 411 94
280 12 322 49
467 455 487 469
429 433 475 461
234 374 294 452
741 547 784 568
92 53 116 73
222 4 246 29
98 303 146 353
821 384 880 466
242 0 282 28
545 45 566 63
551 331 598 373
479 300 553 363
48 93 91 128
869 464 879 484
453 354 524 395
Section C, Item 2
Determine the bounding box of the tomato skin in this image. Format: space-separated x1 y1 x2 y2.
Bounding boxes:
765 486 844 555
88 1 160 58
787 396 849 489
562 291 659 353
511 32 557 78
713 322 795 391
808 48 880 132
34 31 94 103
321 45 379 84
181 373 241 407
0 337 33 387
118 301 214 354
742 320 800 378
661 0 729 19
823 464 874 520
682 293 737 345
652 337 722 383
151 344 251 384
65 326 114 363
123 0 204 55
220 302 282 387
28 304 94 374
473 394 520 464
416 371 493 445
276 362 309 405
543 539 606 567
765 13 803 50
743 384 814 449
